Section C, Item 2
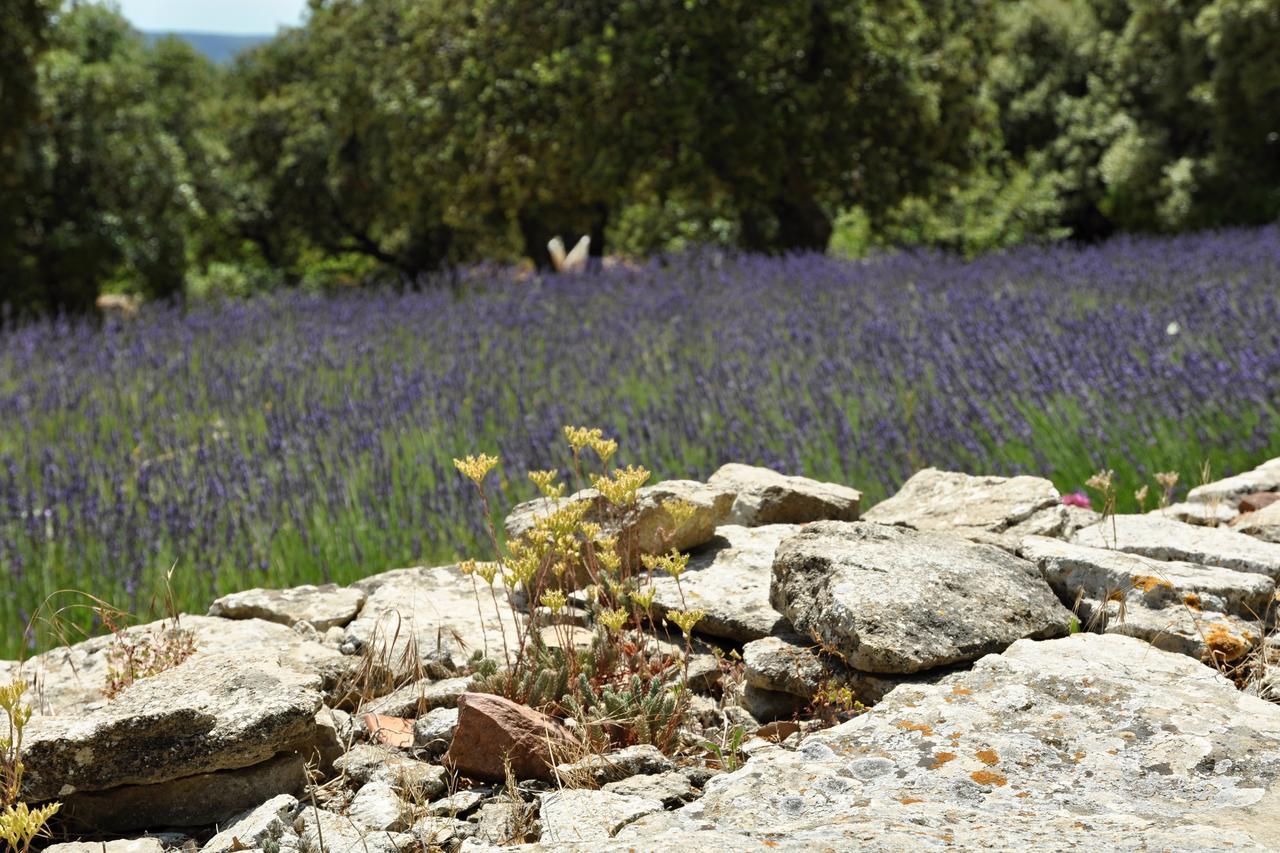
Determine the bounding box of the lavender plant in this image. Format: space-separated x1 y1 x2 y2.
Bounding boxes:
1 227 1279 656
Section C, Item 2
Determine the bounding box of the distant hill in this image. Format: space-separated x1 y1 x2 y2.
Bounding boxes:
143 31 272 64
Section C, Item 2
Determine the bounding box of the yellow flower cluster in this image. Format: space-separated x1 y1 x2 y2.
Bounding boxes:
563 426 617 463
453 453 500 486
669 608 706 637
459 559 500 585
592 465 650 506
528 469 566 499
599 608 629 632
660 498 697 532
641 550 690 580
539 589 567 612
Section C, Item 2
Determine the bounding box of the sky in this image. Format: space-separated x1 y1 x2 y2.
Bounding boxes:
118 0 306 34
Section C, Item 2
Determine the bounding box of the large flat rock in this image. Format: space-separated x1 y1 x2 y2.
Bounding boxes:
1020 535 1275 618
708 463 861 526
21 652 322 801
8 615 346 716
864 467 1071 539
1187 457 1280 509
208 583 365 631
344 563 520 669
617 634 1280 851
650 524 795 642
1073 514 1280 579
771 522 1071 674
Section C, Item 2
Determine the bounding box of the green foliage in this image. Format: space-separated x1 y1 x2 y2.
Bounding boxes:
701 725 747 772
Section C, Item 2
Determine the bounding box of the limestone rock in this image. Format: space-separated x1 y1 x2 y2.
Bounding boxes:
603 771 698 808
295 807 415 853
1076 596 1261 662
209 583 366 632
504 480 734 556
357 676 471 719
650 525 795 642
444 692 579 782
201 794 300 853
1152 501 1237 527
468 801 529 845
1020 535 1275 618
21 652 321 802
771 521 1071 674
863 468 1066 537
707 463 861 526
48 842 165 853
333 743 447 800
59 752 306 832
1241 491 1280 513
1073 514 1280 578
11 615 345 717
413 706 459 753
347 781 411 832
343 564 520 671
1234 501 1280 544
554 744 675 786
1187 456 1280 509
412 815 474 849
618 634 1280 850
427 789 487 817
739 683 804 723
538 789 664 843
742 634 827 698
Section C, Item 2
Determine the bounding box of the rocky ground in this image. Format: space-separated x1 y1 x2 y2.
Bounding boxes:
6 458 1280 852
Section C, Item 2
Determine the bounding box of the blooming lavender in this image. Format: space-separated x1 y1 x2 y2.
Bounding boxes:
2 227 1278 655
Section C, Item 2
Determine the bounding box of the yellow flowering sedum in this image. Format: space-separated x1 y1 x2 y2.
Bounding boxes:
642 550 690 580
593 465 650 506
669 608 706 637
453 453 500 486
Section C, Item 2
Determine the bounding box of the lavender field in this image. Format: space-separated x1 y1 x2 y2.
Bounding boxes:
3 228 1279 656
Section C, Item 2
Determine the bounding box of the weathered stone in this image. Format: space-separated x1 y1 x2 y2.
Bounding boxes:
11 615 346 717
209 583 366 632
1073 514 1280 578
531 604 592 628
295 807 415 853
771 521 1071 674
615 634 1280 850
1187 456 1280 509
59 752 306 832
650 525 795 642
357 676 472 719
863 468 1067 537
1152 501 1237 527
427 789 487 817
739 683 804 723
742 634 827 698
1075 596 1261 662
1020 535 1275 618
1234 501 1280 544
412 815 474 848
21 652 321 802
707 463 861 526
413 706 459 753
347 781 411 832
48 841 165 853
504 480 734 557
538 789 664 843
310 706 350 775
333 743 448 800
603 771 698 808
202 794 300 853
468 801 529 845
344 565 520 673
554 744 675 786
445 692 579 782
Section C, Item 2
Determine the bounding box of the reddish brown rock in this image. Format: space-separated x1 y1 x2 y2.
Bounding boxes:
1238 491 1280 514
443 693 579 782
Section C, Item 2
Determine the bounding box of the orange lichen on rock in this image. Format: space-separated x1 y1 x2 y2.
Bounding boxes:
1203 622 1250 664
899 797 924 805
975 749 999 766
970 769 1007 786
930 752 957 769
1183 593 1202 611
950 686 973 696
1133 575 1173 593
896 720 934 736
